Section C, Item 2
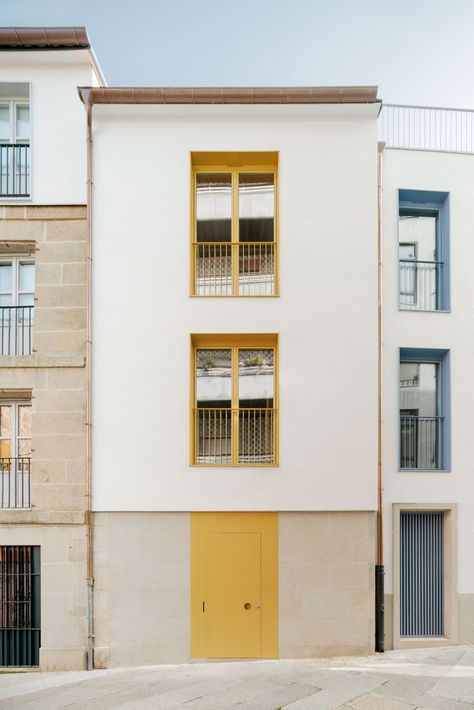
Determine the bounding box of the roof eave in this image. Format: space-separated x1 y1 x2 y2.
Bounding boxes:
77 86 379 106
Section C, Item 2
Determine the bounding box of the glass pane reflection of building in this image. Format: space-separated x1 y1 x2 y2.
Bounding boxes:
399 213 440 311
194 171 276 296
238 174 275 296
400 362 441 469
194 348 275 464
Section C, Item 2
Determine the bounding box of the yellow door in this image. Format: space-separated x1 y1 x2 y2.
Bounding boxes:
191 512 278 659
208 532 261 657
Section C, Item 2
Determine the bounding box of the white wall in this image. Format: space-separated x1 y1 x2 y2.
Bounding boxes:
91 103 379 512
0 51 96 204
382 148 474 592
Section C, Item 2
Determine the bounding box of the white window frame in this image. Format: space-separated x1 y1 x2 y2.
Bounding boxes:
0 99 30 145
0 400 32 460
0 255 35 307
0 88 32 200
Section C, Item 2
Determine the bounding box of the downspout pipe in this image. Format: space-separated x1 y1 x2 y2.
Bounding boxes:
375 141 385 653
84 89 94 671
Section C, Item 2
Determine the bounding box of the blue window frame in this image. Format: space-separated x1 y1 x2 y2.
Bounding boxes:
399 348 450 471
398 190 450 312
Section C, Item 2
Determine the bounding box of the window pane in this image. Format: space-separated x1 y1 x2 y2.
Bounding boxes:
238 349 274 408
196 349 232 407
18 405 31 438
400 362 437 415
0 405 11 438
196 173 232 243
15 105 30 140
399 215 437 261
18 294 34 307
0 264 12 293
239 173 274 243
19 263 35 292
0 439 11 458
400 362 439 469
18 439 31 457
399 214 439 311
0 104 10 140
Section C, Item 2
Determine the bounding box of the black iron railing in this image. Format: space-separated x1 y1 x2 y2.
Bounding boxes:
0 306 33 355
0 458 31 509
400 416 443 470
0 144 30 197
399 260 444 311
0 546 40 667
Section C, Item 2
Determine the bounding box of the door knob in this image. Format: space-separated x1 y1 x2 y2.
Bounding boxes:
244 602 252 610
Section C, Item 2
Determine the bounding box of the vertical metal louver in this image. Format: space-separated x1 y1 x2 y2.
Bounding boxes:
0 546 40 666
400 511 444 637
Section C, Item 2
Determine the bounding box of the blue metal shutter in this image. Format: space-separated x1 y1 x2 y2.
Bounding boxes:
400 511 444 637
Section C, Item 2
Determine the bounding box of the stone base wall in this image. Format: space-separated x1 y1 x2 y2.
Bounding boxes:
1 524 87 670
279 512 376 658
93 512 190 667
94 511 377 667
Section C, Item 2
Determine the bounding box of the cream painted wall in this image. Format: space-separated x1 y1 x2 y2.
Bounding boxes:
91 103 379 512
381 148 474 593
0 50 97 205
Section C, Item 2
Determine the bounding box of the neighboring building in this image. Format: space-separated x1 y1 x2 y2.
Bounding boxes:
378 106 474 649
2 26 474 671
0 28 104 670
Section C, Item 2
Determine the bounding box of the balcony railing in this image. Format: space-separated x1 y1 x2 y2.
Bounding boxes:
192 242 277 296
0 306 33 355
0 144 30 197
379 104 474 154
399 260 444 311
0 458 31 508
400 416 443 470
193 408 276 464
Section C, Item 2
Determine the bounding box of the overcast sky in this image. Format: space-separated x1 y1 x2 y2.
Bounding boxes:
3 0 474 108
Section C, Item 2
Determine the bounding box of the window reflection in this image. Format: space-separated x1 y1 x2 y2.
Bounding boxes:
238 349 274 409
196 349 232 408
239 174 274 243
196 173 232 243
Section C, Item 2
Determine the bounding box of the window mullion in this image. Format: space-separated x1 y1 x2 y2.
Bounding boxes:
231 347 239 464
231 171 239 296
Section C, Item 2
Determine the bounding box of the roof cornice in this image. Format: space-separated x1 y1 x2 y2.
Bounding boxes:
78 86 379 106
0 27 90 50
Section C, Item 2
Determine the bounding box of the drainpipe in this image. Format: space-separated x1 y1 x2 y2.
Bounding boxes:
84 89 94 671
375 141 385 652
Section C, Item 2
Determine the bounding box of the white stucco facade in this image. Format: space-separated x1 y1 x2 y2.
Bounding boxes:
0 50 102 204
382 148 474 598
90 103 379 512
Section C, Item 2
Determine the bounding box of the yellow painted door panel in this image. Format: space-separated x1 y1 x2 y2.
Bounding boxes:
191 512 278 659
208 532 261 657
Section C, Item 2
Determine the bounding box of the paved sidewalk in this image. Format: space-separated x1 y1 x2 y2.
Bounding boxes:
1 645 474 709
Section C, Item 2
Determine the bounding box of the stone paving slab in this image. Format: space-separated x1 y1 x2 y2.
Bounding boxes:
1 645 474 709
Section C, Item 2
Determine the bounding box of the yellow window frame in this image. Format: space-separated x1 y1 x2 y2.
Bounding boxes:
190 334 279 466
190 152 279 297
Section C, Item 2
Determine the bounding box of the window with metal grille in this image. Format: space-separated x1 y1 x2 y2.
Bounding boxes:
399 348 450 471
0 256 35 356
400 512 444 637
191 153 278 297
0 400 32 508
191 336 278 465
398 190 449 312
0 546 40 666
0 92 30 198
